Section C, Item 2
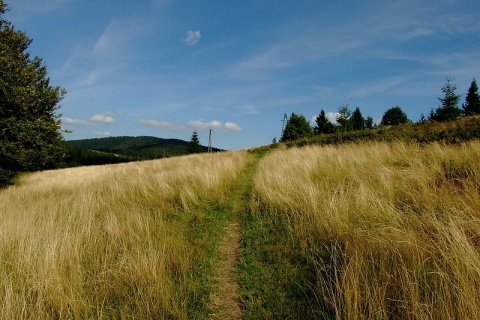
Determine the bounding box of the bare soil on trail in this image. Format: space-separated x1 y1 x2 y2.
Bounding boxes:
210 222 242 319
209 157 259 320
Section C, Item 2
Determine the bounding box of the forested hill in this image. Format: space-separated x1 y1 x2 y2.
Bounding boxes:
64 136 223 167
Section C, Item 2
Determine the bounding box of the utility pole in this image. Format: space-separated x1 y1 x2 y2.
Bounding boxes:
208 129 212 153
281 113 288 137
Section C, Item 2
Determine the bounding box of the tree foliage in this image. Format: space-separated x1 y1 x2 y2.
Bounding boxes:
188 130 202 154
281 113 312 142
336 105 352 132
351 107 365 130
431 78 462 122
381 106 409 126
0 1 66 185
365 116 374 129
462 78 480 116
314 109 336 134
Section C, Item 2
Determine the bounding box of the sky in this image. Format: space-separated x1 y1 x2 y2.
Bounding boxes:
5 0 480 150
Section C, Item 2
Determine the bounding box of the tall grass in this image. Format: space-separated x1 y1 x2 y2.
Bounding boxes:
0 151 249 319
252 141 480 319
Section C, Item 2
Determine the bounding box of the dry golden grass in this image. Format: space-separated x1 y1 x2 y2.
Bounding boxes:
252 141 480 319
0 151 248 319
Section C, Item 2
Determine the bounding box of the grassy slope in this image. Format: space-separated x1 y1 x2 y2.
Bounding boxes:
3 118 480 319
0 152 249 319
250 142 480 319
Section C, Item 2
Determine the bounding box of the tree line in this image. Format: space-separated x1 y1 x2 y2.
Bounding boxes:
280 77 480 142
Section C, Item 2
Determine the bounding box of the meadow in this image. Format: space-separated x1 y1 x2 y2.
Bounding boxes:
0 151 249 319
2 140 480 319
249 141 480 319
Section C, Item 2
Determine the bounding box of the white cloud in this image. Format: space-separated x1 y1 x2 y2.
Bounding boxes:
93 131 111 136
61 117 94 127
326 112 340 124
90 113 115 124
182 30 201 46
187 120 242 132
224 122 242 132
139 118 241 132
139 119 185 130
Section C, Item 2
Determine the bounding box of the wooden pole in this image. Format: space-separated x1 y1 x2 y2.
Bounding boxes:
208 129 212 153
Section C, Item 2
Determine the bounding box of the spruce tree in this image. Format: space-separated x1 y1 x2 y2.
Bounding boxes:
0 1 66 185
188 130 202 154
365 116 374 129
336 105 352 132
314 109 335 134
351 107 365 130
462 78 480 116
431 77 461 121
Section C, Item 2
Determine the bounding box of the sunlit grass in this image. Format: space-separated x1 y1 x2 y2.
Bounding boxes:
252 141 480 319
0 151 249 319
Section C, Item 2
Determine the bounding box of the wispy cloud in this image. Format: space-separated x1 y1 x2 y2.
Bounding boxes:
139 119 242 132
182 30 201 46
93 131 112 137
90 113 115 124
61 117 95 127
139 119 185 130
187 120 242 132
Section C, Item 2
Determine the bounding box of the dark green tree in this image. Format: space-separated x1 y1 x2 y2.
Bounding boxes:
431 77 462 122
365 116 374 129
314 109 336 134
381 106 410 126
0 1 66 186
462 78 480 116
351 107 365 130
281 113 313 142
188 130 202 154
336 104 352 132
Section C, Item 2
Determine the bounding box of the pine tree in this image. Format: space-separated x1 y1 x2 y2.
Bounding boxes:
365 116 374 129
280 113 313 142
431 77 461 122
462 78 480 116
0 1 66 185
351 107 365 130
188 130 201 154
314 109 335 134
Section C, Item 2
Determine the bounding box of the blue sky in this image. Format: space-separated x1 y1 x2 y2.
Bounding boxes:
6 0 480 150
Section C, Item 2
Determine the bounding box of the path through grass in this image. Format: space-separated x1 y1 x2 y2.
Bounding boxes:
209 152 260 319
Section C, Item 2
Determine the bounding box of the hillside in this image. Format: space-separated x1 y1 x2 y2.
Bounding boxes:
65 136 223 166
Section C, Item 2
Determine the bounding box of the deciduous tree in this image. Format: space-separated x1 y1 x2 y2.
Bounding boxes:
281 113 313 142
0 1 66 185
381 106 409 126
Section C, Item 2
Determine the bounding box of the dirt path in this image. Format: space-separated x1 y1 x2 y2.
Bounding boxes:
209 155 259 320
209 222 242 319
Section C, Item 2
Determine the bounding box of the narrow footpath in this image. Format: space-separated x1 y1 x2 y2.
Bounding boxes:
209 155 259 320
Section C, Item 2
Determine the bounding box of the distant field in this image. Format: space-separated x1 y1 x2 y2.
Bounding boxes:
0 151 249 319
250 141 480 319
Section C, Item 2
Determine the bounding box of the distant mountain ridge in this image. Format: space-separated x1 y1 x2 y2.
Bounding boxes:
64 136 223 167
